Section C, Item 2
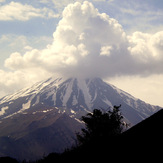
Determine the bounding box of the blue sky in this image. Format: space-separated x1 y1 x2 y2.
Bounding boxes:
0 0 163 106
1 0 163 36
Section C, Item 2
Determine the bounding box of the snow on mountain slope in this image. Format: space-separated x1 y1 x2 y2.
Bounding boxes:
0 77 161 125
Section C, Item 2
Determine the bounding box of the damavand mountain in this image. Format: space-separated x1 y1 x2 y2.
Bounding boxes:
0 77 161 160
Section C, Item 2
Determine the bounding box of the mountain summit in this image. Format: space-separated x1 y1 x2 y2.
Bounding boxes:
0 77 160 124
0 77 161 160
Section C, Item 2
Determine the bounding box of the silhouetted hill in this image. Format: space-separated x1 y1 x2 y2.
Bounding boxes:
32 108 163 163
1 109 162 162
122 109 163 137
121 109 163 161
0 157 18 163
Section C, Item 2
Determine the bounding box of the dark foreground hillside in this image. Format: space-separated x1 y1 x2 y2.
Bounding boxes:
0 157 19 163
121 109 163 161
0 109 162 163
32 108 163 162
122 109 163 137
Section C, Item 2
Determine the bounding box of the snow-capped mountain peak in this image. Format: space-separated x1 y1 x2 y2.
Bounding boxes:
0 77 161 125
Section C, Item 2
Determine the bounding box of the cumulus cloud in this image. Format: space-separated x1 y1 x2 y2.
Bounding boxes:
1 1 163 95
100 46 113 56
128 31 163 75
4 1 128 78
0 1 59 21
0 68 52 97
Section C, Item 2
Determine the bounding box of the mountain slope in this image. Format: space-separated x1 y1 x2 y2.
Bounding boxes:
0 107 83 160
0 77 160 125
0 77 161 160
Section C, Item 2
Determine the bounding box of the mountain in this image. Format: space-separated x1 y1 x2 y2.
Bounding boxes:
0 77 160 124
0 77 161 160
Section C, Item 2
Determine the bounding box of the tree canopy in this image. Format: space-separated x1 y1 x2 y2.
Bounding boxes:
77 105 125 146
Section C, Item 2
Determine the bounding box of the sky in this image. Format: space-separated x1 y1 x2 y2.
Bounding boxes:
0 0 163 107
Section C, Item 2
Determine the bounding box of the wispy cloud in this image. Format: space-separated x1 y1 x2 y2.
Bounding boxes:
0 1 59 21
105 0 163 33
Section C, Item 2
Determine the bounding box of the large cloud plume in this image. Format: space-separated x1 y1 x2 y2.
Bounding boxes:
1 1 163 95
4 1 130 78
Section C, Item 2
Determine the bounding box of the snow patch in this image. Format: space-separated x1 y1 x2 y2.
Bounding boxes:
75 118 84 123
71 109 76 114
62 79 73 106
77 79 92 109
102 98 112 107
20 100 31 113
22 112 28 114
91 90 97 102
72 95 78 105
110 84 138 101
32 95 40 106
42 109 53 113
33 109 53 114
0 106 9 116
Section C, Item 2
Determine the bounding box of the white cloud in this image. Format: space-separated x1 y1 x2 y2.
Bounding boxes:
93 0 106 1
1 1 163 97
0 68 52 97
78 43 89 57
4 1 127 78
0 1 59 21
128 31 163 64
0 34 53 62
100 46 112 56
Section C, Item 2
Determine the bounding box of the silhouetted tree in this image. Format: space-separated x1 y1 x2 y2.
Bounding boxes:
76 105 125 146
